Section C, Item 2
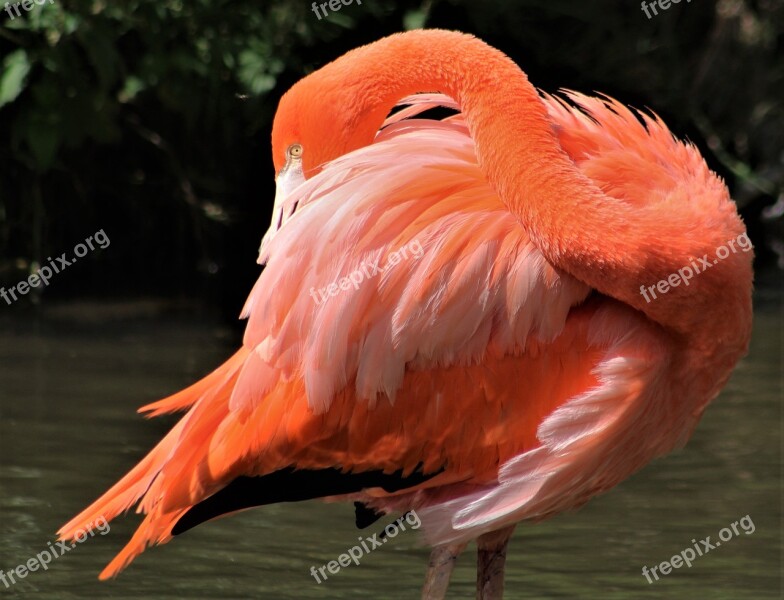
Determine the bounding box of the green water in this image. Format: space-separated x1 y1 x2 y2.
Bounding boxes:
0 275 781 599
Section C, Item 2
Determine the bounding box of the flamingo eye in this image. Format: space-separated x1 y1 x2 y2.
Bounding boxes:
286 143 303 159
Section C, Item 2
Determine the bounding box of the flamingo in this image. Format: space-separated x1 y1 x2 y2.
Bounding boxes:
59 30 753 598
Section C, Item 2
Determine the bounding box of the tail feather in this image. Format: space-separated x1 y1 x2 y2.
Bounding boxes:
58 347 252 576
57 417 189 542
98 507 188 580
139 348 250 417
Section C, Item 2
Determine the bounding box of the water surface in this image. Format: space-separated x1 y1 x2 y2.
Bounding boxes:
0 279 780 599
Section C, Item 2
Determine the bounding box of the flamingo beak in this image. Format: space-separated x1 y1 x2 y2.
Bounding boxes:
259 156 306 257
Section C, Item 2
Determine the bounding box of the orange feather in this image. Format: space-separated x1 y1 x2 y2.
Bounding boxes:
59 31 752 583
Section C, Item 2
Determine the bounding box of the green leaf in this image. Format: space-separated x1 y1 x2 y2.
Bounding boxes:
238 49 278 95
0 50 31 109
118 75 146 103
404 8 428 31
25 111 61 171
77 22 122 90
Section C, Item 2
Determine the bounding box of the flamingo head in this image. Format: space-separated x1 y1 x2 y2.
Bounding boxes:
270 64 392 180
262 62 392 251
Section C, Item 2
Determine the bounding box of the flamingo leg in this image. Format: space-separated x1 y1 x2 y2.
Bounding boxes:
421 541 468 600
476 526 516 600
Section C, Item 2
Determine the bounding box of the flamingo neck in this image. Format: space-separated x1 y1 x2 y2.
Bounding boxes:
318 30 751 343
333 32 643 303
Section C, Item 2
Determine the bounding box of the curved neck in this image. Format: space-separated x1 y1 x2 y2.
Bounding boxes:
316 30 751 341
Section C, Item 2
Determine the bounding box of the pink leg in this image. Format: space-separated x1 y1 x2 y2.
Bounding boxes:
476 525 516 600
421 541 467 600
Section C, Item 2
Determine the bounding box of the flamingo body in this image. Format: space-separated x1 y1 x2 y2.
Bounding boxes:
59 31 752 594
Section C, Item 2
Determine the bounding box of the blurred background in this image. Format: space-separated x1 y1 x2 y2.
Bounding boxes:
0 1 781 599
0 0 781 320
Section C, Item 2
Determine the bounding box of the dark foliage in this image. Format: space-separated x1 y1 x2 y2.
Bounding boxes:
0 0 781 319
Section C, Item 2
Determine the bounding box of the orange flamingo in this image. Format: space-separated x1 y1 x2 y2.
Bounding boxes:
59 30 753 598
